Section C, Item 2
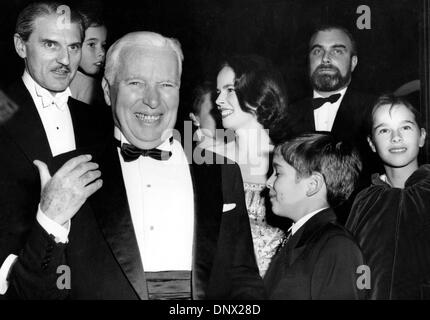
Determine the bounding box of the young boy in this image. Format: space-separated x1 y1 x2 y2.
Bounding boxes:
346 94 430 299
264 133 365 299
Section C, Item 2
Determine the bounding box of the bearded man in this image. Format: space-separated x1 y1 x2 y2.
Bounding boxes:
288 25 378 224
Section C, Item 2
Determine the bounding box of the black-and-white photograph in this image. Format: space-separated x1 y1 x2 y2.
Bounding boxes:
0 0 429 307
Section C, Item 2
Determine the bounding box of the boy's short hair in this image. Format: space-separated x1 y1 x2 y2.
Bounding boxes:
275 133 362 208
366 94 424 137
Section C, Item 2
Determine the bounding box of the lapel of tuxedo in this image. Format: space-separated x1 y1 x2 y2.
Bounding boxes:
285 208 337 266
90 140 148 299
68 97 93 149
283 228 306 267
304 97 316 132
3 82 110 170
3 80 52 164
68 97 113 158
292 98 315 134
188 149 223 299
331 89 356 140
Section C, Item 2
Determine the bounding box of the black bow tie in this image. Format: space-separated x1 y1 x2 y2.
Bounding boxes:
115 137 173 162
312 93 341 109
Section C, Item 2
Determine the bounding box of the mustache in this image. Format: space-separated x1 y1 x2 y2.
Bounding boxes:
52 66 71 73
314 64 340 72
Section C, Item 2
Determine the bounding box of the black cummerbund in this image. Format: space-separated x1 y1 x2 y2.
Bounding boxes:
145 271 191 300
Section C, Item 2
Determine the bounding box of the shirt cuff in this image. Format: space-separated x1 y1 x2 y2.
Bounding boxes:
36 205 70 243
0 255 18 295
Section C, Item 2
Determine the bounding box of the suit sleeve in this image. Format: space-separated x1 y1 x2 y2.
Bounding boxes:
6 222 68 300
311 234 365 300
225 163 266 299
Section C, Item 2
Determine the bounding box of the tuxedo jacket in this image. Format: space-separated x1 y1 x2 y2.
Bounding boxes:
264 208 365 300
7 138 265 300
0 79 111 267
289 88 375 143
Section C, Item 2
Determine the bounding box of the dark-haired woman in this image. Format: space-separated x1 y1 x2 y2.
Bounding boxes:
215 55 290 276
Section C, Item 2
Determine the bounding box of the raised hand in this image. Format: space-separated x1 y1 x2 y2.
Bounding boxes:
34 154 103 226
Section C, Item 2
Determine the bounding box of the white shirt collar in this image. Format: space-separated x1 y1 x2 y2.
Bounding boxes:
313 86 348 100
22 71 71 110
289 207 329 235
114 126 173 152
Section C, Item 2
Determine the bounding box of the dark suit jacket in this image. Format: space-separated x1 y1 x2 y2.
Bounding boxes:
7 139 265 300
289 88 380 223
0 79 112 299
264 208 365 300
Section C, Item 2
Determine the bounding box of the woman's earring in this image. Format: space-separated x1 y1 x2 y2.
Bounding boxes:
189 113 200 127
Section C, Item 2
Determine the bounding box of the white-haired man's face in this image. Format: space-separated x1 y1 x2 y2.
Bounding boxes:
103 45 180 149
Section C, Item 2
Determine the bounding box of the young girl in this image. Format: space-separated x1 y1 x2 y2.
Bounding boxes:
70 8 107 105
346 94 430 299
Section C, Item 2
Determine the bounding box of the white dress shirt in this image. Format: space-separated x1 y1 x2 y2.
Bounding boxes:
115 127 195 271
290 207 329 236
313 87 347 132
22 71 76 157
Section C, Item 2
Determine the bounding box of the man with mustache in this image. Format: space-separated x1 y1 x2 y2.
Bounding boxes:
289 25 378 224
0 2 110 298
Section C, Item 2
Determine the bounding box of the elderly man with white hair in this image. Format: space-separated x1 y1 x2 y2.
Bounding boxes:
6 31 264 300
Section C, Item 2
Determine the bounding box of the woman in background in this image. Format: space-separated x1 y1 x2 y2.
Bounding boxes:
215 54 290 276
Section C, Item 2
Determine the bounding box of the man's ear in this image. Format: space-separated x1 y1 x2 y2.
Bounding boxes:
14 33 27 59
306 172 324 197
367 136 376 153
419 128 427 148
351 55 358 72
101 77 111 106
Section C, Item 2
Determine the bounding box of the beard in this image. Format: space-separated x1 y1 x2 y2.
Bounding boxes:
310 64 351 92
